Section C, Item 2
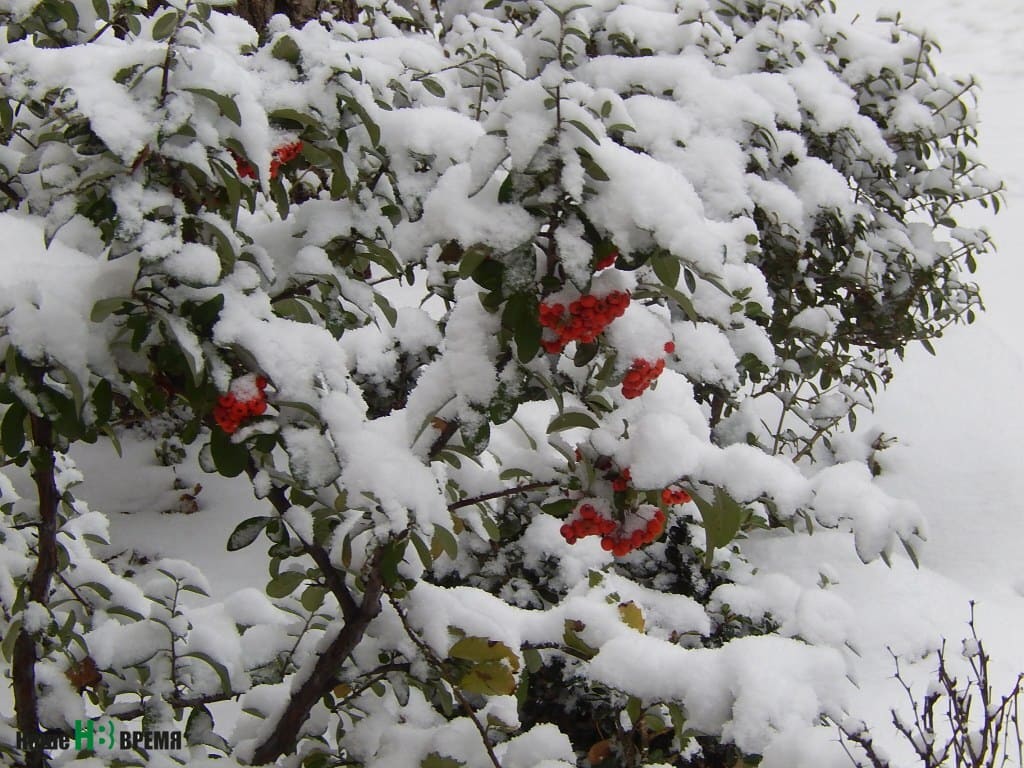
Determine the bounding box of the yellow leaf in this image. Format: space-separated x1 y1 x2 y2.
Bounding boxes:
618 601 645 632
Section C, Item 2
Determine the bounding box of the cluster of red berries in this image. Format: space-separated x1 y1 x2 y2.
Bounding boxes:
608 465 692 507
560 503 616 542
269 141 303 179
213 376 269 434
661 486 692 505
539 291 631 354
233 141 304 181
622 342 675 399
559 503 667 557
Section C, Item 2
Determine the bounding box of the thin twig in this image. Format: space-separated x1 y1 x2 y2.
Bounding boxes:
448 480 557 512
387 589 502 768
245 458 358 620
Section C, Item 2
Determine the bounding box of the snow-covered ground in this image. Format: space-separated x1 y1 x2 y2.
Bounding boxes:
759 0 1024 761
844 0 1024 653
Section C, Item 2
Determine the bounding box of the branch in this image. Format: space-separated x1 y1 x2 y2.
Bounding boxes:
106 690 242 723
245 459 358 621
448 481 557 512
248 551 386 766
12 376 60 768
26 545 92 616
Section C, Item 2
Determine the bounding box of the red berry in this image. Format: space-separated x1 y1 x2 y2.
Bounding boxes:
664 341 675 354
595 250 618 270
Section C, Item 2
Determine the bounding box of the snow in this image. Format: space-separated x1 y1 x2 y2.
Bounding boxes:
0 213 136 383
589 633 848 755
2 0 1023 765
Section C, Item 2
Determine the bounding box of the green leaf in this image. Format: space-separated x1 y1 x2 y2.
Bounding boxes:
567 119 601 144
186 88 242 126
227 516 273 551
271 35 301 64
479 510 500 540
421 753 464 768
191 293 224 333
501 292 530 330
266 570 305 598
458 246 490 279
380 538 409 585
540 498 575 517
514 319 542 363
185 705 215 747
656 283 699 322
80 580 113 600
57 0 80 32
562 620 597 659
151 10 179 41
300 585 327 612
420 77 445 97
364 242 401 277
431 524 458 560
410 531 433 570
499 468 531 481
209 428 249 478
546 411 599 433
182 582 210 597
572 341 599 367
91 378 113 425
652 253 681 288
901 536 920 569
91 0 110 21
343 96 380 147
1 401 26 457
577 150 609 181
269 108 319 129
691 487 746 566
373 292 397 327
684 268 697 293
2 619 21 662
90 297 131 323
182 651 233 694
460 418 490 454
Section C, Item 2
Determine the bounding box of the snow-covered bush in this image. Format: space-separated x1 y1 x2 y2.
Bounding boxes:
0 0 1001 766
838 604 1024 768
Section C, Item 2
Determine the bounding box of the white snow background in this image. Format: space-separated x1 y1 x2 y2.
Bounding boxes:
1 0 1023 765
